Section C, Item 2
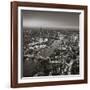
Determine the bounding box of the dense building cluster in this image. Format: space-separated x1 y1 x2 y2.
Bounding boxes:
23 28 79 77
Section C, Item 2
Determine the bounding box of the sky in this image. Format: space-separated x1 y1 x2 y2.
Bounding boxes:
22 10 80 30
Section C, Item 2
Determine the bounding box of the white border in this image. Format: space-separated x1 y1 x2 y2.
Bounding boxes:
18 7 84 83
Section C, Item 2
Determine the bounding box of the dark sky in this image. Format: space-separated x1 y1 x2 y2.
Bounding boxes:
22 10 80 30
